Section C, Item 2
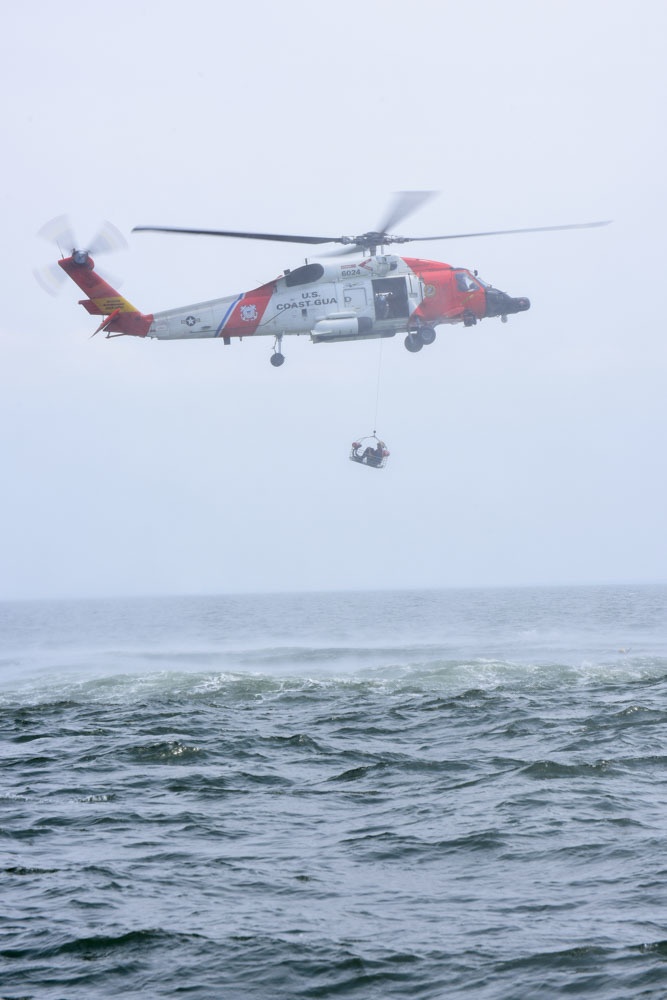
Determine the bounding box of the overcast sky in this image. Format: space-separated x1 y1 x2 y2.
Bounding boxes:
2 0 666 600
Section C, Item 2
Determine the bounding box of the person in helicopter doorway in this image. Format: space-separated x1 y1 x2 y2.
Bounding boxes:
375 291 396 320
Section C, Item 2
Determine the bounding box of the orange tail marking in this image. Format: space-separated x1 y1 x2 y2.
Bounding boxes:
59 255 153 337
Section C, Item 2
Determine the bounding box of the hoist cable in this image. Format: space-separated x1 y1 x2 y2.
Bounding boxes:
372 337 384 436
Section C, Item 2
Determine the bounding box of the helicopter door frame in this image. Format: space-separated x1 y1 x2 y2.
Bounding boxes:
371 276 410 321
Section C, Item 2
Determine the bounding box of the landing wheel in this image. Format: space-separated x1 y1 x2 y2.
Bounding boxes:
404 333 423 353
419 326 436 345
270 352 285 367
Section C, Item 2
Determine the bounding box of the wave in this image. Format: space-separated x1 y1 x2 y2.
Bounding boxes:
1 647 667 708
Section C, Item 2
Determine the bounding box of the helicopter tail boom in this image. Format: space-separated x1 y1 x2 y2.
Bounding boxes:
58 255 153 337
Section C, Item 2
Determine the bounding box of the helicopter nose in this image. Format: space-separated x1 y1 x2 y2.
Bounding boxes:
484 288 531 318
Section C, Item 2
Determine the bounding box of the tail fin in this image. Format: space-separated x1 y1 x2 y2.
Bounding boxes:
58 254 153 337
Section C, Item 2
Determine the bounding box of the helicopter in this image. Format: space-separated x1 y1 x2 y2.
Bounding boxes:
40 193 609 367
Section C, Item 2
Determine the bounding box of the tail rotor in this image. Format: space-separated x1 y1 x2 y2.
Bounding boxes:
34 215 127 295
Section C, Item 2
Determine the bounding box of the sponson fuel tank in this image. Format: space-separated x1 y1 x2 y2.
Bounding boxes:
311 314 375 343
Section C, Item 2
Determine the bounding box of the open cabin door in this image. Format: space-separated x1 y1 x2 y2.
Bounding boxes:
372 276 410 321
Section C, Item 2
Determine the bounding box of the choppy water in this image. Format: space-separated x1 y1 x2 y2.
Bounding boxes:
2 586 667 999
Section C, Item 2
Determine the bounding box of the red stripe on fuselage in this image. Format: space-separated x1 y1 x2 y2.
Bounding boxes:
222 283 273 336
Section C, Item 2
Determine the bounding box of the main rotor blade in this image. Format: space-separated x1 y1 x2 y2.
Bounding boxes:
401 220 612 243
132 225 342 245
320 244 365 258
378 190 437 234
132 217 611 253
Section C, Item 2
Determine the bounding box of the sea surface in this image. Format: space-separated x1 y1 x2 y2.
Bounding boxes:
1 586 667 999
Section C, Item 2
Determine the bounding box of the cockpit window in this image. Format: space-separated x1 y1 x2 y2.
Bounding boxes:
455 270 480 293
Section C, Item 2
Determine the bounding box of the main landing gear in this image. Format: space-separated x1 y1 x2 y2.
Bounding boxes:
270 334 285 367
404 325 436 353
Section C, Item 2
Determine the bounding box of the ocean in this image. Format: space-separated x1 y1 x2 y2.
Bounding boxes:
1 586 667 999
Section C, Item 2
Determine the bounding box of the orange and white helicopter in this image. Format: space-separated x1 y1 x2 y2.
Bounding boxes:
40 193 609 367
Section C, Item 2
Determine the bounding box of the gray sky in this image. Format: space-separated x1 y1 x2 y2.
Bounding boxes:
2 0 666 599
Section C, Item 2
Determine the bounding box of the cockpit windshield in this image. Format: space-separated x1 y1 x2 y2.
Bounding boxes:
454 270 482 293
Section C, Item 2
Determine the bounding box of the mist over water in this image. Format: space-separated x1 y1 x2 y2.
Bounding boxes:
2 586 667 999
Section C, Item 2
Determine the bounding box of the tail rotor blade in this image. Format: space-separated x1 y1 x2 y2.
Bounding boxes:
37 215 128 256
37 214 77 254
87 220 128 256
35 216 126 296
33 262 67 296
